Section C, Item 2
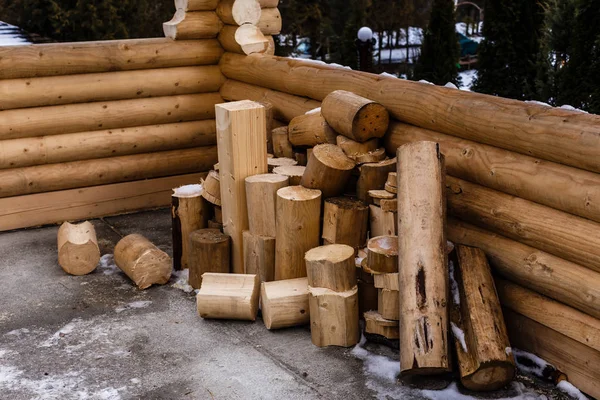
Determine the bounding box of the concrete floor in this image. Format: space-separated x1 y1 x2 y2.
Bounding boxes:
0 209 566 400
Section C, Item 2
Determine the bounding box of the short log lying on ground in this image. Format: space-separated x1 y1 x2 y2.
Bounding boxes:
300 144 355 198
57 221 100 276
114 234 172 290
245 173 289 237
188 229 231 289
275 186 322 280
397 141 450 376
261 277 310 329
243 231 275 283
197 273 260 320
322 197 369 250
364 310 399 339
308 285 359 347
171 184 209 271
305 244 357 292
451 245 515 391
321 90 389 142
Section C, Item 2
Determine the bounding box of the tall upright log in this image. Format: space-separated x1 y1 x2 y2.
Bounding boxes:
261 277 310 329
172 184 210 270
451 245 515 391
219 53 600 174
275 186 322 280
114 234 172 290
311 90 389 143
397 141 450 375
243 231 275 282
305 244 356 292
309 286 359 347
163 11 223 40
288 112 336 147
448 218 600 319
300 144 356 198
188 229 231 288
245 173 289 237
216 100 269 273
446 176 600 274
322 197 368 249
57 221 100 276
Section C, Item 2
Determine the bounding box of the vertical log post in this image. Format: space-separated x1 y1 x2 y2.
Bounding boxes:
451 245 515 391
188 229 231 289
322 197 369 250
172 184 209 270
300 144 356 198
397 141 450 375
216 100 268 273
245 173 289 237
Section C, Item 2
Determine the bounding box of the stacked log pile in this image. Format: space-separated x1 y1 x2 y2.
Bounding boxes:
216 53 600 397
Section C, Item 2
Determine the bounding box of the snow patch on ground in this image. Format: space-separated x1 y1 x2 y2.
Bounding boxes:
171 269 195 293
450 322 468 353
557 381 588 400
115 301 152 313
99 254 119 276
351 336 399 383
39 319 81 348
513 348 552 378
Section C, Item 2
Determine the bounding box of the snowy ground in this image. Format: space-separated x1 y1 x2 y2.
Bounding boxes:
0 21 30 46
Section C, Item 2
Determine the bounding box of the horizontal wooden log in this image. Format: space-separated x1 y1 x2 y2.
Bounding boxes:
384 121 600 224
0 146 217 198
447 176 600 273
0 38 224 80
219 80 320 122
163 10 223 40
0 121 216 169
496 278 600 352
175 0 220 11
0 93 222 140
197 273 260 320
115 234 172 289
258 0 279 7
0 66 225 111
257 8 282 35
448 218 600 319
504 309 600 399
0 173 206 231
218 25 269 55
219 53 600 174
216 0 261 25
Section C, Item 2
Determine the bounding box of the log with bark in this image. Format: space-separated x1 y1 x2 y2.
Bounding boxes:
175 0 220 11
188 229 231 289
356 158 396 203
367 236 398 274
300 144 356 198
322 197 368 249
378 288 399 321
337 136 379 158
57 221 100 276
172 184 209 270
369 205 397 238
288 112 336 147
364 310 399 339
200 170 222 206
271 127 294 158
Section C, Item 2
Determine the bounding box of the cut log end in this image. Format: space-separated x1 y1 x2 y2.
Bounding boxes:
268 157 298 171
462 361 516 392
354 103 389 140
57 221 100 276
277 185 321 202
272 165 306 186
312 144 356 171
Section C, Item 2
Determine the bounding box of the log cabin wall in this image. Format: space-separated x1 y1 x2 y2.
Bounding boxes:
218 53 600 397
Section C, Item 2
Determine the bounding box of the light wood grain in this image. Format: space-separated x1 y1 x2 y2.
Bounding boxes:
322 197 368 249
309 285 359 347
305 244 356 292
245 173 289 237
243 231 275 283
114 234 172 290
172 185 209 271
196 273 260 320
163 10 223 40
261 277 310 329
175 0 220 11
57 221 100 276
288 112 336 147
189 229 231 288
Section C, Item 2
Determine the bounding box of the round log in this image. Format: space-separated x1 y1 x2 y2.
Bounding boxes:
356 158 396 203
322 197 369 249
397 141 449 375
163 10 223 40
57 221 100 276
0 146 217 199
349 148 387 164
378 288 399 321
275 186 322 280
257 8 282 35
0 120 217 170
196 273 259 320
243 231 275 282
216 0 261 25
200 170 221 206
336 136 379 157
268 157 297 172
272 165 305 186
288 112 336 147
0 66 225 111
245 173 289 237
172 184 209 271
367 236 398 274
305 244 357 292
175 0 220 11
261 277 310 330
188 229 231 289
271 127 294 158
300 144 356 198
308 286 359 347
0 92 223 140
321 90 389 143
218 25 268 55
114 234 172 290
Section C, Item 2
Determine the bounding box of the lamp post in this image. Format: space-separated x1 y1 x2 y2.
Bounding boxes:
356 27 375 72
